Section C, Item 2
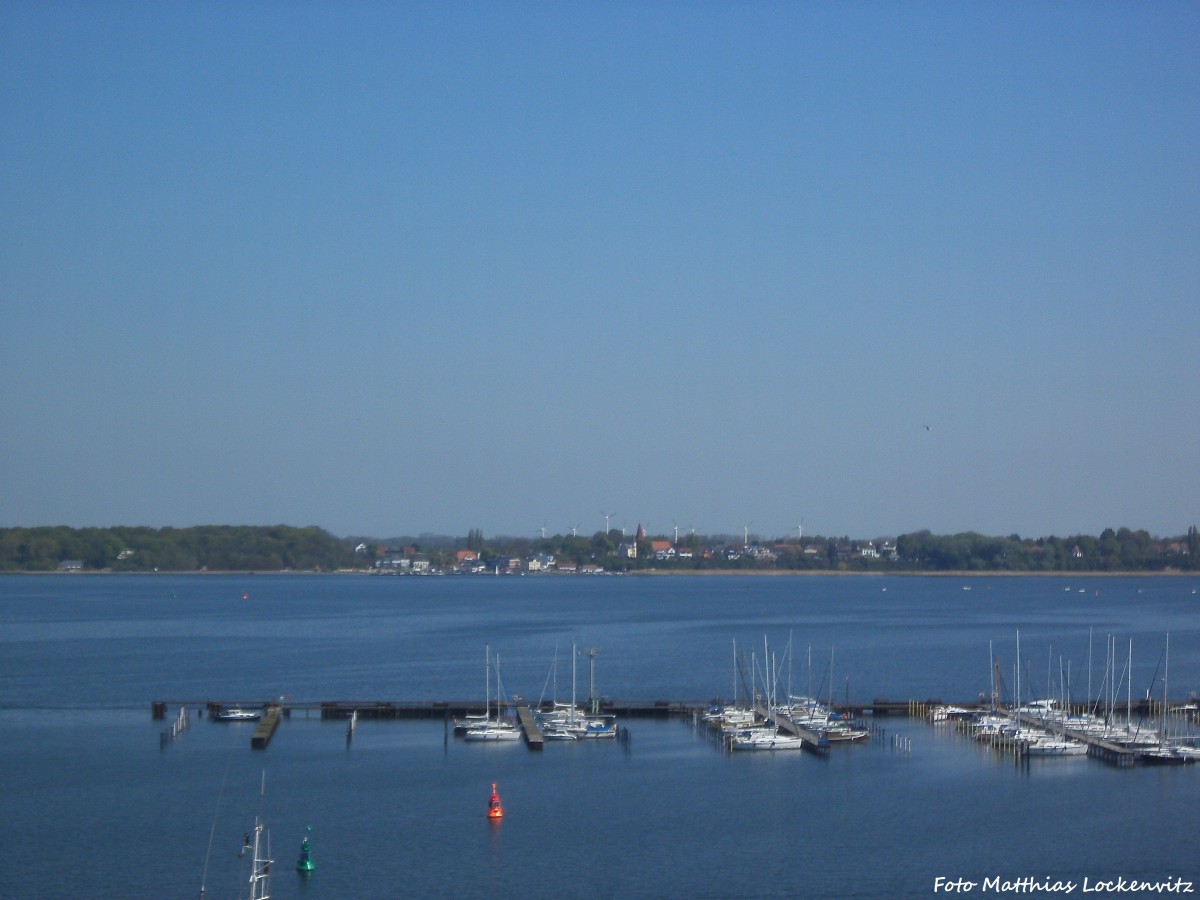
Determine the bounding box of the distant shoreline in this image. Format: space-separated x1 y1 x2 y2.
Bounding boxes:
632 569 1193 577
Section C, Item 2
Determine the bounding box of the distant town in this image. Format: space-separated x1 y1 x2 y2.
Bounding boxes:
1 524 1196 574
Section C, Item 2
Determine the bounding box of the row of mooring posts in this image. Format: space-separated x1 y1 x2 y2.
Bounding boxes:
159 705 190 749
949 711 1029 763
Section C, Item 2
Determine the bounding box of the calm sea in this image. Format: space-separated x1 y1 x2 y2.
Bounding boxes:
2 573 1198 899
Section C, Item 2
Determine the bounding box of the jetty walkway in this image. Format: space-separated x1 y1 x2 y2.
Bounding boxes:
152 697 1185 765
152 696 952 723
152 696 944 751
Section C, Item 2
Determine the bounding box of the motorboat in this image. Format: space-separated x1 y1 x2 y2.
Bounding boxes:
571 715 618 739
215 707 262 721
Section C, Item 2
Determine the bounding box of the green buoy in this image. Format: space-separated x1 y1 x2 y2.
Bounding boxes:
296 826 315 873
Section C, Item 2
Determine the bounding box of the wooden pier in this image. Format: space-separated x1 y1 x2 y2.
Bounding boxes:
150 697 1191 767
515 706 544 750
755 703 829 751
251 706 281 749
950 710 1141 767
157 698 709 721
1012 711 1137 767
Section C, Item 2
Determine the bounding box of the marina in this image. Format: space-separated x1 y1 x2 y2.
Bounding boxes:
149 613 1200 764
148 694 1200 766
5 573 1200 899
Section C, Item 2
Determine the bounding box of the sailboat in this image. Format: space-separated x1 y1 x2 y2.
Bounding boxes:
568 644 617 739
730 724 806 751
730 638 805 751
464 646 520 742
244 774 273 900
1140 634 1195 765
245 816 272 900
534 645 580 740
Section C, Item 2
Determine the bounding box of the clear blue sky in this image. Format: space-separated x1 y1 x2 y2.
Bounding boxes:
2 2 1197 541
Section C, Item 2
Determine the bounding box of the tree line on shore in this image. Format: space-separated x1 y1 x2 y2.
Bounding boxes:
0 525 356 573
0 524 1195 573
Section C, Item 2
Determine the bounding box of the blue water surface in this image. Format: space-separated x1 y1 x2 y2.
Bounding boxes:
1 573 1198 898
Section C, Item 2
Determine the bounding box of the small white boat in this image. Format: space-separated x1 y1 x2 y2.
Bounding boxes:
928 705 973 722
731 726 806 751
463 721 521 742
571 715 618 739
463 646 521 742
452 713 489 735
820 723 870 742
215 707 262 721
1025 737 1087 757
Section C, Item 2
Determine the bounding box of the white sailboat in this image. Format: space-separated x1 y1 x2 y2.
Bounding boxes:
1140 633 1196 765
464 646 520 742
246 811 272 900
1024 737 1087 757
243 772 273 900
568 644 617 738
535 644 588 736
730 724 806 751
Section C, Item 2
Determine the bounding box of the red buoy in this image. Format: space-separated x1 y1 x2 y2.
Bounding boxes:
487 783 503 819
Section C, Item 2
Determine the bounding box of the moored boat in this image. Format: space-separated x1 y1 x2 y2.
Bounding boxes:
731 726 806 751
463 720 521 742
571 715 618 739
463 646 521 743
215 706 262 721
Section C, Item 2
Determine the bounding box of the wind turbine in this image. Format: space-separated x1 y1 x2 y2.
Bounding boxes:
539 522 547 540
602 511 616 534
743 522 753 548
672 520 680 544
570 523 581 538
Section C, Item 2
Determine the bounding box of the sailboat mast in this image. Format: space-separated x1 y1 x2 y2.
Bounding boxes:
1015 629 1021 713
1127 638 1132 727
988 641 994 712
763 635 769 709
495 653 503 718
1162 633 1170 742
1047 645 1052 710
785 630 791 706
1087 627 1093 717
828 645 835 710
806 643 812 702
732 638 737 707
248 771 271 900
1104 633 1113 724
